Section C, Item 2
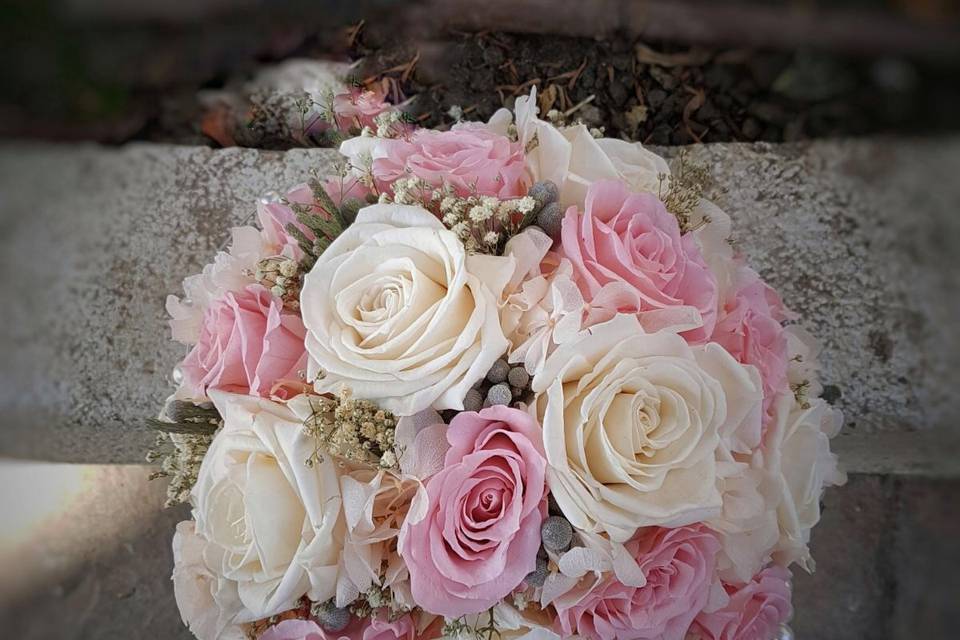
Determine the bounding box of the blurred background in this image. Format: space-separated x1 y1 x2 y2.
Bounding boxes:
0 1 958 638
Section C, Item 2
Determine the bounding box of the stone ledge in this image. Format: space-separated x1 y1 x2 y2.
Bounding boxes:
0 140 957 465
2 470 954 639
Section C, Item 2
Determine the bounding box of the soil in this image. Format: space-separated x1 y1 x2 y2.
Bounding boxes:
347 29 960 146
2 11 958 147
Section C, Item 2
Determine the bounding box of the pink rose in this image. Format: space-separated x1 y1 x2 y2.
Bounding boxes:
324 174 373 208
258 184 316 259
333 88 393 131
553 525 720 640
181 284 307 398
374 124 530 198
692 565 792 640
258 178 371 260
399 406 548 617
711 267 790 433
560 180 719 343
362 614 416 640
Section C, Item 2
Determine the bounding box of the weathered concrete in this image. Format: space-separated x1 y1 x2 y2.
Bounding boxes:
0 140 958 464
792 474 960 640
662 141 960 443
0 144 341 463
1 470 954 639
0 463 192 639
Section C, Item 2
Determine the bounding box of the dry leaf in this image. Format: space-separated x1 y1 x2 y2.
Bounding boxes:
636 43 712 68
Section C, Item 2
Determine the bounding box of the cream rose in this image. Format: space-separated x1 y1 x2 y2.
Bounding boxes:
500 227 585 376
171 520 248 640
768 394 846 569
193 390 345 619
487 89 670 208
337 468 422 609
708 453 780 584
531 314 762 541
300 204 513 416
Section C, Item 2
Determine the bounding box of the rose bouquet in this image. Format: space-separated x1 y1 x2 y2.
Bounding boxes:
154 87 844 640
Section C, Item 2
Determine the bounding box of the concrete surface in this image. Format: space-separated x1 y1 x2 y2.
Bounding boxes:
0 469 954 639
0 463 192 639
0 144 341 463
792 474 960 639
2 140 958 466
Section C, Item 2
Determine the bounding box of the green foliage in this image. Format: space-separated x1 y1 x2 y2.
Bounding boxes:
285 173 353 270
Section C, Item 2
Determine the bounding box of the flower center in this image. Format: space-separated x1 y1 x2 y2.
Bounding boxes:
358 275 409 323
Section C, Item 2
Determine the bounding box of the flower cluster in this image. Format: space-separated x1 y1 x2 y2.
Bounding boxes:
160 88 843 640
298 390 399 469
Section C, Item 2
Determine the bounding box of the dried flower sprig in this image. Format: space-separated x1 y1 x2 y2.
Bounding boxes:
442 609 502 640
377 175 538 255
372 110 411 139
285 174 354 270
147 432 216 507
348 585 411 621
146 400 222 506
658 149 714 233
792 379 812 410
146 400 221 435
252 256 301 310
300 390 399 470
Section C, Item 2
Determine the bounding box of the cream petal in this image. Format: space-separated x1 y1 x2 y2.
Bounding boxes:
302 206 510 416
532 314 750 539
194 392 346 619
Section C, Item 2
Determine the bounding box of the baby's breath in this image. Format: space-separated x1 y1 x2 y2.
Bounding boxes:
373 111 407 138
659 149 715 233
300 390 399 470
377 176 544 255
147 431 216 507
249 256 301 310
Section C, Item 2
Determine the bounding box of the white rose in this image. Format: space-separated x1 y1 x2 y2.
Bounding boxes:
500 227 584 376
708 453 780 583
336 468 423 609
193 390 345 619
300 204 514 416
171 521 248 640
489 88 670 208
531 314 762 541
769 394 846 569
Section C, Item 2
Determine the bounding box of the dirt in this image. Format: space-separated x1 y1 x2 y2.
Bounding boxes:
2 10 958 148
347 28 960 146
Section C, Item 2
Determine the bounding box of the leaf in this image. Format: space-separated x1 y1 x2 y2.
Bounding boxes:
146 418 217 435
286 222 316 258
165 400 219 423
293 208 332 238
635 43 711 68
539 84 558 114
309 178 347 229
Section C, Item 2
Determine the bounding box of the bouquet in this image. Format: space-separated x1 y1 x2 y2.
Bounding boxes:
154 87 844 640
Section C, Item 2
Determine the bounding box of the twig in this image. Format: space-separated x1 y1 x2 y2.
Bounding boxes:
563 94 596 118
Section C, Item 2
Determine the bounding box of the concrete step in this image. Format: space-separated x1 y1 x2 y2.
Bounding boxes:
0 468 954 639
1 140 957 469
